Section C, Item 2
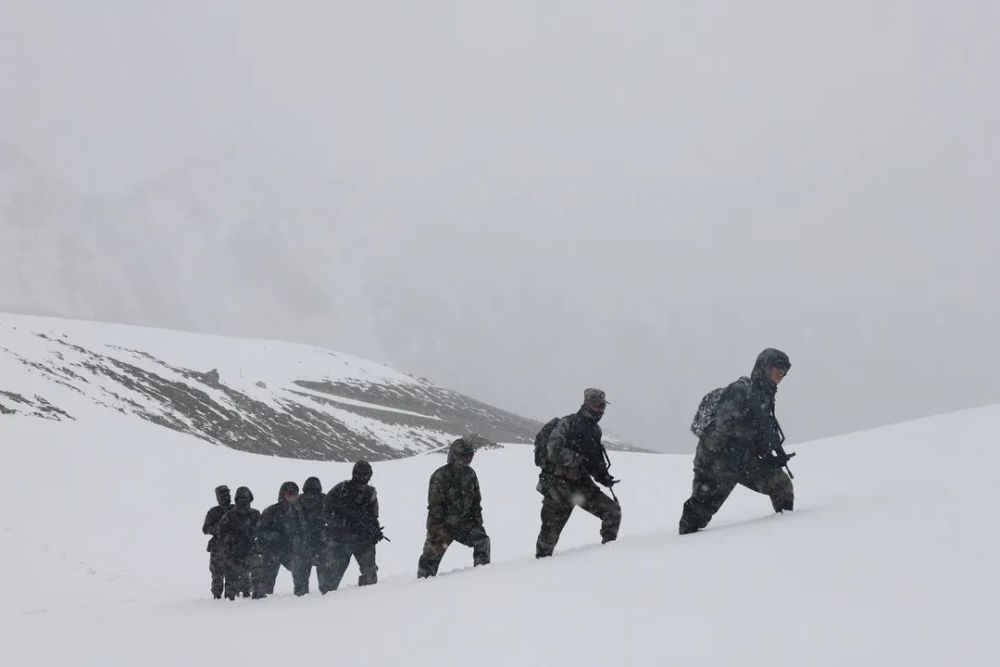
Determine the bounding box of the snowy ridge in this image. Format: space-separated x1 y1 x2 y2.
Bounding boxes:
0 312 549 460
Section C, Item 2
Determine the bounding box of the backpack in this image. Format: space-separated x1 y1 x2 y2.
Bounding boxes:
690 376 750 438
533 417 562 467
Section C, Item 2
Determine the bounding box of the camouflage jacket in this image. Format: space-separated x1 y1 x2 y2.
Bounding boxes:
427 462 483 529
545 409 613 486
697 369 783 471
216 505 261 560
202 503 234 552
324 480 379 543
292 491 326 553
257 499 299 558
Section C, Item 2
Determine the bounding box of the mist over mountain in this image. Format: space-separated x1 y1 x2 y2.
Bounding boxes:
2 2 999 451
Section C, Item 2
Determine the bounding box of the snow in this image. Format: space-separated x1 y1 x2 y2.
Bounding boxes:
0 312 489 459
0 403 996 665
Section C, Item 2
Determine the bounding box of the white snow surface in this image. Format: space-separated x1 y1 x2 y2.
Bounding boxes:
1 405 996 665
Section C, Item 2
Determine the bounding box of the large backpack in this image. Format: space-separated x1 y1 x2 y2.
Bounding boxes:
690 376 750 438
533 417 562 467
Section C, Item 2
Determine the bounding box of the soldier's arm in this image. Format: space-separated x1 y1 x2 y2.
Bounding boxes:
584 425 612 482
427 471 447 525
470 472 484 525
202 509 216 535
369 489 380 522
325 486 346 518
546 418 583 468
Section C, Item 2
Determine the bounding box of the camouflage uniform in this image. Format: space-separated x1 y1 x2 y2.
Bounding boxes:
292 476 329 595
201 485 233 599
536 389 621 558
216 486 262 600
255 481 300 597
321 461 380 593
417 438 490 578
679 348 794 534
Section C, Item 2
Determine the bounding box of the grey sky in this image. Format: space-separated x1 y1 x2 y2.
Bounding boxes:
2 1 998 451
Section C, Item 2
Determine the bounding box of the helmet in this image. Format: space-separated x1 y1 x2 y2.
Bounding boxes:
352 460 373 483
303 476 322 494
234 486 254 506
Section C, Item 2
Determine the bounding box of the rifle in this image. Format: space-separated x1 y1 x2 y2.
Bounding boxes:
600 446 621 504
761 420 796 479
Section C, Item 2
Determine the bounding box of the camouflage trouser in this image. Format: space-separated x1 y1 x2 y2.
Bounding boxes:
292 544 330 596
256 548 292 597
679 460 794 534
209 549 226 598
535 476 621 558
417 522 490 578
222 552 260 600
321 541 378 593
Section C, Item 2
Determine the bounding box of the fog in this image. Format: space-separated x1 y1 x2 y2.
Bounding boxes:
2 1 998 451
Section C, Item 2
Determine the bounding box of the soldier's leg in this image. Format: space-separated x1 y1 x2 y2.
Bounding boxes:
453 525 491 566
354 544 379 586
291 549 311 596
254 551 275 599
225 558 250 600
578 484 622 544
417 528 453 578
321 542 353 593
209 551 225 599
679 467 738 534
535 490 574 558
256 551 281 596
740 465 794 512
314 546 337 594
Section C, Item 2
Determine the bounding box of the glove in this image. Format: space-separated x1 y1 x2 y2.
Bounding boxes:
762 450 792 468
595 471 619 488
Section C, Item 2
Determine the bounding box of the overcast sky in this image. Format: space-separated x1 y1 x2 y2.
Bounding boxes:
2 1 998 452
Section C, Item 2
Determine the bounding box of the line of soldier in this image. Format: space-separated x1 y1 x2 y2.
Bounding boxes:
202 347 795 600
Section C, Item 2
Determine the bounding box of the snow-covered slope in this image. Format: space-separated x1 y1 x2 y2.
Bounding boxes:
0 402 995 665
0 312 550 460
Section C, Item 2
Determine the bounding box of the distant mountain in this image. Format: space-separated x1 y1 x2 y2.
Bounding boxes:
0 313 641 460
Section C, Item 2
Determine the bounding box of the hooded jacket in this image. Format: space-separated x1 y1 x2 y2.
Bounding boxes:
696 348 790 470
202 486 234 552
258 482 300 559
293 477 326 553
216 487 260 560
324 480 379 543
426 439 484 529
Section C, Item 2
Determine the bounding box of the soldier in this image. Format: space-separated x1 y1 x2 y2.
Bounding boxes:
535 388 621 558
417 437 490 578
291 476 327 595
216 486 261 600
321 461 381 593
255 481 300 597
678 348 794 535
201 485 233 599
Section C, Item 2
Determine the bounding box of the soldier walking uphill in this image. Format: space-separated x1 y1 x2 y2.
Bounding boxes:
202 485 234 599
255 481 300 597
291 476 328 595
417 437 491 578
679 348 795 535
535 388 621 558
321 461 383 593
216 486 261 600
